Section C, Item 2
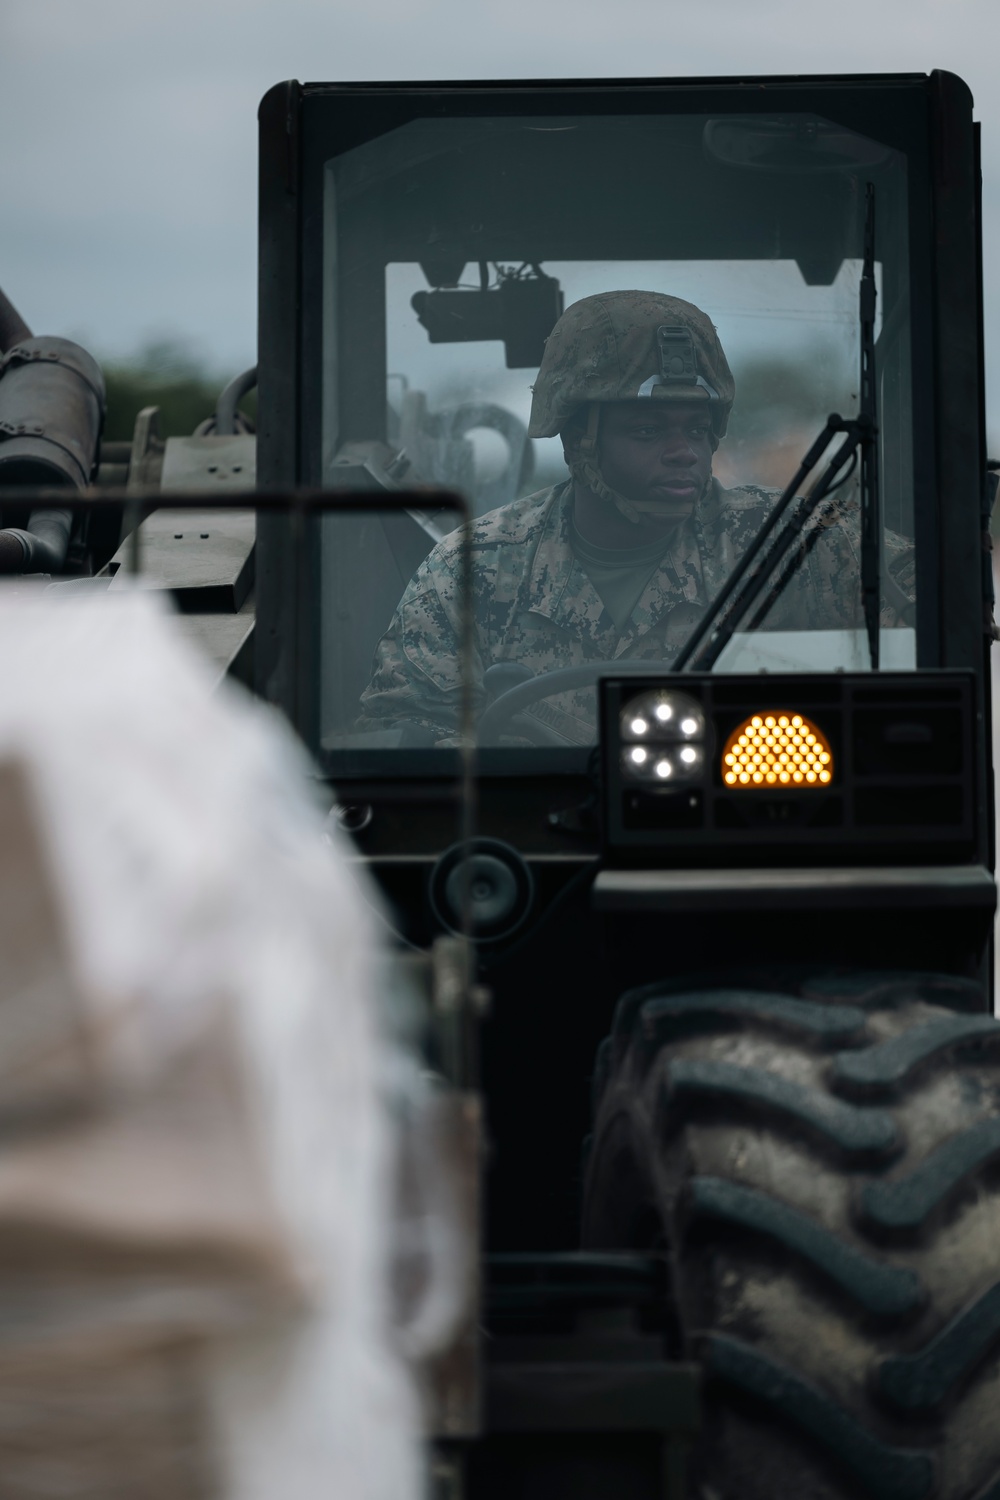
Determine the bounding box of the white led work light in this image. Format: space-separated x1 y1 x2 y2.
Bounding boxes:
618 689 707 785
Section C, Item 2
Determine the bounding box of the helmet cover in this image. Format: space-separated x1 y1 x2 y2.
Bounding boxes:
528 290 735 440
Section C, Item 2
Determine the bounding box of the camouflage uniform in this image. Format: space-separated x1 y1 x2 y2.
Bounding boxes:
358 478 915 745
360 290 914 744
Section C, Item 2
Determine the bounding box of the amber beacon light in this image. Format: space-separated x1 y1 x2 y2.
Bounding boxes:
722 713 833 788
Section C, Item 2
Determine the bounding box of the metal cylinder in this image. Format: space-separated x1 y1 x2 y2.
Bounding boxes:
0 337 105 490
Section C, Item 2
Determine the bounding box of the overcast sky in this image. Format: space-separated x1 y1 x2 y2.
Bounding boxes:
2 0 999 431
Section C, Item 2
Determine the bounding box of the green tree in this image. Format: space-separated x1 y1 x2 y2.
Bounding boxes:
100 340 255 442
726 351 853 440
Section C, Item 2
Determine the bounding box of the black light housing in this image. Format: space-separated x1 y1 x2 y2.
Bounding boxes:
600 671 978 868
411 271 564 369
618 688 708 786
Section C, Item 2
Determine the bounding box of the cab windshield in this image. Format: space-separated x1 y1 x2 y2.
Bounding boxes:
316 109 915 767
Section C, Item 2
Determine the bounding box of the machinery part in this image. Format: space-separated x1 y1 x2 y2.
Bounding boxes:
95 440 132 488
431 402 533 515
0 509 73 575
430 838 534 941
582 970 1000 1500
160 433 256 493
394 393 531 517
214 365 258 436
0 312 97 573
412 266 563 370
125 406 166 493
0 336 105 490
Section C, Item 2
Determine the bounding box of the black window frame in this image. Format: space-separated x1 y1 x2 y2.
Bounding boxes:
256 72 987 796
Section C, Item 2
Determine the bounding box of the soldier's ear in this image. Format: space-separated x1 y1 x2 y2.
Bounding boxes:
559 411 587 464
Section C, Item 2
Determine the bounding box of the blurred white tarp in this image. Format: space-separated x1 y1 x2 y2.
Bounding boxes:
0 586 433 1500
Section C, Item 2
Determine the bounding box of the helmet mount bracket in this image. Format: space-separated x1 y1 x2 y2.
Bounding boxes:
657 325 698 385
634 326 722 403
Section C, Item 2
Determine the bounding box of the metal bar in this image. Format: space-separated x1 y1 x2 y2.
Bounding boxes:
859 182 882 669
0 485 469 517
593 864 997 913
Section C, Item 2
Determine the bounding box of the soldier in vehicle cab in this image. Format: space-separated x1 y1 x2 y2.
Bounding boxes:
359 290 914 746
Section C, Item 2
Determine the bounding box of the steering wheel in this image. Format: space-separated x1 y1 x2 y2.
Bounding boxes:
478 660 680 745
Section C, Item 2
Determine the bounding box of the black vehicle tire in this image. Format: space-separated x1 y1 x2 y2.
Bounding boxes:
582 969 1000 1500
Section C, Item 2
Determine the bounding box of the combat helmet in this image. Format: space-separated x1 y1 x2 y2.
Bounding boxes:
528 290 735 522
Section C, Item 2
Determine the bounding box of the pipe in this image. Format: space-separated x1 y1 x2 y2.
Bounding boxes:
0 509 73 574
215 365 258 436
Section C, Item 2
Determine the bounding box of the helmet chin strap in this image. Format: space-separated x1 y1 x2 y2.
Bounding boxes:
569 403 712 526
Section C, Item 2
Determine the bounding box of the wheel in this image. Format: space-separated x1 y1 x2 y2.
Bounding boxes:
582 969 1000 1500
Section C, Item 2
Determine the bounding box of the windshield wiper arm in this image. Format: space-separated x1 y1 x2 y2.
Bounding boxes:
673 182 881 674
673 413 869 672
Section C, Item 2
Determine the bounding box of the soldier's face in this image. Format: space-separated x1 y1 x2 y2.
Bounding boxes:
596 401 713 517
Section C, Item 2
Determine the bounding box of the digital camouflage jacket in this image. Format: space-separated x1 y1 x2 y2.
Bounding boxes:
358 479 915 746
